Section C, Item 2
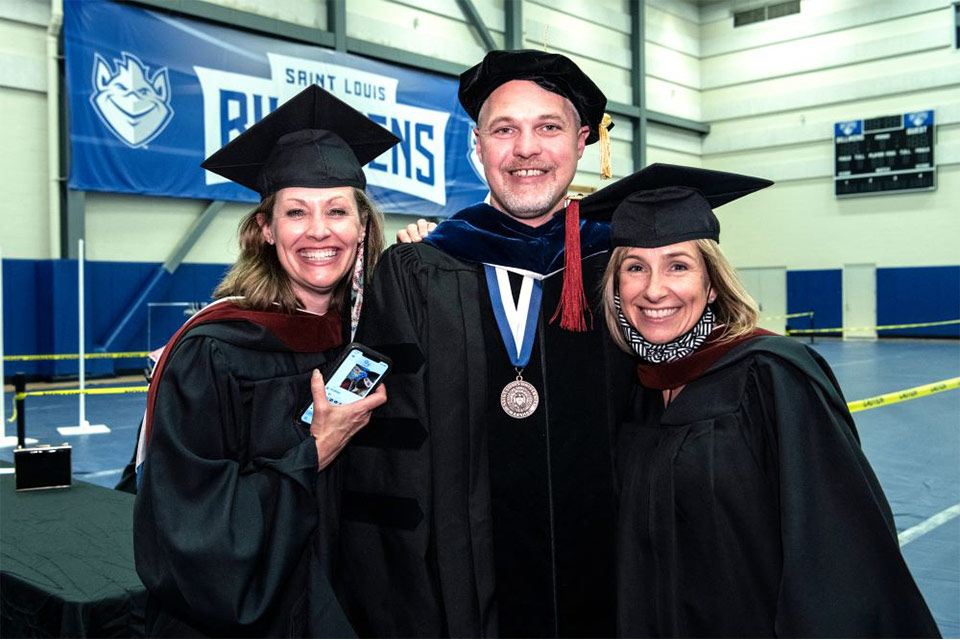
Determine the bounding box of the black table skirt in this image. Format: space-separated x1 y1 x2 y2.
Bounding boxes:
0 474 145 638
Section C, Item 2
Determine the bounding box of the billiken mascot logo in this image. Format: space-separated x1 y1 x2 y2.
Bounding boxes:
90 52 173 148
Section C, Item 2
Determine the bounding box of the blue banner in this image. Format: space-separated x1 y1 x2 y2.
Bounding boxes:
904 110 933 128
63 0 488 216
834 120 862 138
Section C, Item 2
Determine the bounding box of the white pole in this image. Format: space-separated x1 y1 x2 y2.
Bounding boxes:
58 239 109 435
79 238 86 426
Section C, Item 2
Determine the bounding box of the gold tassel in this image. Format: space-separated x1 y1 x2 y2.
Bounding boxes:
599 113 613 180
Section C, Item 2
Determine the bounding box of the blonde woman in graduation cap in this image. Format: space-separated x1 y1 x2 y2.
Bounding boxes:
586 164 939 638
133 85 398 637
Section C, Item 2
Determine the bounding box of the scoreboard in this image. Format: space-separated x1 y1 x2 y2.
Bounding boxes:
834 110 935 198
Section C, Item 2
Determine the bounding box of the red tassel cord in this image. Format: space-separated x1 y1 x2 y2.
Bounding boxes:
550 199 592 332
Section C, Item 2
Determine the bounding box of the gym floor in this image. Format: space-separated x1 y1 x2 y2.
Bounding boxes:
2 337 958 635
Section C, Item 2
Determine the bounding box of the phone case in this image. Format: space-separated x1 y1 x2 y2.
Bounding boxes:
299 342 392 423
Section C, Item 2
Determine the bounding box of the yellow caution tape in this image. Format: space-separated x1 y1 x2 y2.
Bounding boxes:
3 351 150 361
12 386 149 400
848 377 960 413
7 378 957 424
788 319 960 335
6 385 149 422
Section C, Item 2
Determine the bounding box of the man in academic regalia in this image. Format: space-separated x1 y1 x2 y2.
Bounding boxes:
336 51 635 638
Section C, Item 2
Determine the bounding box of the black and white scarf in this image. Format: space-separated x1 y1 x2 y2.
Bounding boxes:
614 294 716 363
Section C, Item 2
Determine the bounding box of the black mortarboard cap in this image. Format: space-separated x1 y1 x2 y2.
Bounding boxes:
459 50 610 144
201 85 400 198
578 163 773 247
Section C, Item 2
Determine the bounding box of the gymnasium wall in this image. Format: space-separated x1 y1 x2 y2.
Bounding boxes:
645 0 703 167
2 0 958 379
786 267 960 337
0 0 704 263
698 0 960 271
338 0 638 185
346 0 706 185
695 0 959 338
0 0 53 259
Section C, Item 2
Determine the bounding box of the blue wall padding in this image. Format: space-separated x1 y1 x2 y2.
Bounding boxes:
164 263 232 303
787 269 842 332
91 264 173 361
3 260 957 380
4 260 48 377
877 266 960 337
3 259 228 378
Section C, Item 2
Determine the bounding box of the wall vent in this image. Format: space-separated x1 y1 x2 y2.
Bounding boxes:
734 0 801 27
767 0 800 19
955 2 959 49
734 7 766 27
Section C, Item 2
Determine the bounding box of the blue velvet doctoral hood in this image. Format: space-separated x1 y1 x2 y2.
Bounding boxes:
423 203 611 277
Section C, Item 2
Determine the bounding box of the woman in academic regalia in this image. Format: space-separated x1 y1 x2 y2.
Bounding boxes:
133 85 399 638
592 164 940 638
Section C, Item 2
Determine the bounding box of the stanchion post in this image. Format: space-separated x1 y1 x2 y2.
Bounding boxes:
15 373 25 448
1 246 4 428
2 372 35 451
0 246 23 449
809 309 815 345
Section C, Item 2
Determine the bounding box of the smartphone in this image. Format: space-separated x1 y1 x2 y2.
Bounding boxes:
300 343 392 424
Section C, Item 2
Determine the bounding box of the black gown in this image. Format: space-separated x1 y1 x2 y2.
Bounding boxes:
617 333 940 638
133 309 355 638
337 205 635 637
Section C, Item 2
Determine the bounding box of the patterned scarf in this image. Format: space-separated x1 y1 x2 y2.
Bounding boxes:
349 221 369 341
614 293 716 363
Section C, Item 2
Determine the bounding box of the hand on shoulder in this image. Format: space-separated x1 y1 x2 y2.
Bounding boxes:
396 218 437 243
